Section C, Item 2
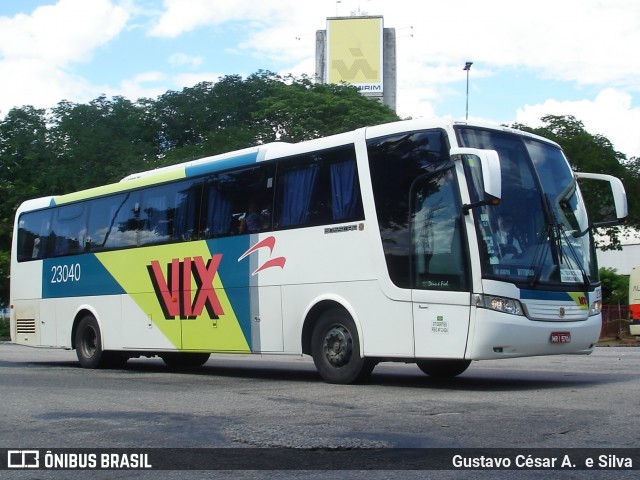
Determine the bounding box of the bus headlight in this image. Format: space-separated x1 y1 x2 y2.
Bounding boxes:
589 300 602 316
477 294 524 316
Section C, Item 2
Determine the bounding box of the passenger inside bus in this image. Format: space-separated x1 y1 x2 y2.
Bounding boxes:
495 213 522 259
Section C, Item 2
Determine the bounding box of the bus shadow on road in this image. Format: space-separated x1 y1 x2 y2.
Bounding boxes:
22 357 637 392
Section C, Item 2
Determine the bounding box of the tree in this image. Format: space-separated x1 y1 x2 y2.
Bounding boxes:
599 267 629 305
155 71 399 165
0 106 55 304
48 96 161 191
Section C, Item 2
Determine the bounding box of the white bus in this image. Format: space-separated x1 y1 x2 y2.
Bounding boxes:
10 119 628 384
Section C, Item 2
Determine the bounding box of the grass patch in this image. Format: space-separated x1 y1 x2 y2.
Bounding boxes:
0 317 9 340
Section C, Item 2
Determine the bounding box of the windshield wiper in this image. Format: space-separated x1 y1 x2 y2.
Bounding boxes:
530 194 591 288
527 227 549 288
558 222 591 289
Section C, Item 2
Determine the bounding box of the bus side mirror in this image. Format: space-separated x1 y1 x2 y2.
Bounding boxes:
574 172 628 227
451 148 502 214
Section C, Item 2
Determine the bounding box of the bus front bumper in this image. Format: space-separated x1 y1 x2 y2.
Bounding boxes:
467 309 601 360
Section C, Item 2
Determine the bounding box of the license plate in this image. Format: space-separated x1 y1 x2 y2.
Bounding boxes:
550 332 571 343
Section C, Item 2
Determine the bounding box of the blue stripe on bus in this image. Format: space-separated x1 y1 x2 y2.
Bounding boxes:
205 236 253 346
43 255 126 299
185 152 259 178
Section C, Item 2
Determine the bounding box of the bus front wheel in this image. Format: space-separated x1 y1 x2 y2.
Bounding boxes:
416 359 471 378
311 308 374 384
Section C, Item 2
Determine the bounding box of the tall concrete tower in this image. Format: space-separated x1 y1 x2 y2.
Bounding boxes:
316 15 396 112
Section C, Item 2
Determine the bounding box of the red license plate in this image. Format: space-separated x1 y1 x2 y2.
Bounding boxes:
550 332 571 343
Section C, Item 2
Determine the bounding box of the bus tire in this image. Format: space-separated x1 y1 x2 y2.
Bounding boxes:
161 352 211 369
75 315 108 369
416 359 471 378
311 308 374 384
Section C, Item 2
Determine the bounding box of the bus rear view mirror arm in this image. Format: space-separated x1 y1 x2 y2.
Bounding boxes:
451 148 502 215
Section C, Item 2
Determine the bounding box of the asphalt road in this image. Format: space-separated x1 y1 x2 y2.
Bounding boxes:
0 342 638 479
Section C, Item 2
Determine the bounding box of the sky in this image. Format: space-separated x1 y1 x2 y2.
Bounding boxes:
0 0 639 158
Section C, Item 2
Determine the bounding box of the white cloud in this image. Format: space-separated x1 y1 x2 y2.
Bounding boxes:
0 59 93 114
0 0 130 114
111 71 168 101
381 0 640 88
516 88 640 158
169 53 204 68
0 0 129 64
149 0 307 38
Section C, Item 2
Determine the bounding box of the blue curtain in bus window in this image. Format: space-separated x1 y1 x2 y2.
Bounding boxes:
174 190 196 240
205 186 232 236
330 161 357 221
141 194 170 244
280 165 319 227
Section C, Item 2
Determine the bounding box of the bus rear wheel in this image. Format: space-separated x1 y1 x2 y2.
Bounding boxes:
416 359 471 378
75 315 128 369
311 308 374 384
75 315 105 368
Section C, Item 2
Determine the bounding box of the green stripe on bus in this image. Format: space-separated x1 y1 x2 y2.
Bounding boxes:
52 169 186 205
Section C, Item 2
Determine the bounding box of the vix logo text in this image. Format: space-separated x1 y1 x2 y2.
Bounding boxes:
148 255 224 320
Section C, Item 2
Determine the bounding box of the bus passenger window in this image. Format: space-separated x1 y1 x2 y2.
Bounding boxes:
87 193 139 250
16 209 52 261
274 145 363 229
202 164 274 238
51 203 87 257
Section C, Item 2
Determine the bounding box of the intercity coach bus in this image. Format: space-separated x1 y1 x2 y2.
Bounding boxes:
10 119 628 383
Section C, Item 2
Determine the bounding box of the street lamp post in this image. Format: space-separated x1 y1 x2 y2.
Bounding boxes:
464 62 473 120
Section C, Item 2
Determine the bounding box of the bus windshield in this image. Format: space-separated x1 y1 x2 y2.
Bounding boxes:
456 126 598 288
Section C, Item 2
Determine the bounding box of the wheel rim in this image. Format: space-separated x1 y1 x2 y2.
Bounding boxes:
80 327 97 359
322 325 353 367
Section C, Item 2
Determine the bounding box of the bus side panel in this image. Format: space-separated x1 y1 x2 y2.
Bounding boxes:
11 300 44 347
11 261 46 347
281 281 414 357
259 225 413 357
251 285 284 353
45 296 120 350
121 294 178 350
97 238 253 354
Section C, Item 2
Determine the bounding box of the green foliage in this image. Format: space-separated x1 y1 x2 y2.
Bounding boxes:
0 317 7 340
598 267 629 305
